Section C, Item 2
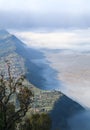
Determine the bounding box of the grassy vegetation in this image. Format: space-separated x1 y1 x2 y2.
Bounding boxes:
23 80 62 115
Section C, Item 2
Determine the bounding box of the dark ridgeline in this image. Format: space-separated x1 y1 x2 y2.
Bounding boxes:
50 94 85 130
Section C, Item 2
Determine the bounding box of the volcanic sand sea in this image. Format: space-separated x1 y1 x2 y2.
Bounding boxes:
43 49 90 108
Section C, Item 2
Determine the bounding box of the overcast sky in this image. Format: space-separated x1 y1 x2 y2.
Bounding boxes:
0 0 90 30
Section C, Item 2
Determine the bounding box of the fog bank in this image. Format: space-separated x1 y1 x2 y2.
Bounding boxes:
13 28 90 51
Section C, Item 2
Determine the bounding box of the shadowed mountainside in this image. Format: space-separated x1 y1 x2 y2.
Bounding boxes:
50 94 85 130
0 29 47 88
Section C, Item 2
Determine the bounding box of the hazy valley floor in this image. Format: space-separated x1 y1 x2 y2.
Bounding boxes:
42 49 90 108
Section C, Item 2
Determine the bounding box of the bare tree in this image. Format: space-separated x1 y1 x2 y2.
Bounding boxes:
0 61 33 130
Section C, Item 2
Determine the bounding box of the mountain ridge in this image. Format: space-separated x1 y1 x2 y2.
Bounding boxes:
0 29 85 130
0 29 45 87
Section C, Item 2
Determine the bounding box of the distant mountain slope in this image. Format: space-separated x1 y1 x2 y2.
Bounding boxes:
0 29 46 87
0 29 9 38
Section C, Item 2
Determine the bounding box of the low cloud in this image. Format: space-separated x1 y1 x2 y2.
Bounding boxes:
12 28 90 51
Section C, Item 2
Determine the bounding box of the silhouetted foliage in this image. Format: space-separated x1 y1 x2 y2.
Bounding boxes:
0 61 33 130
20 113 51 130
